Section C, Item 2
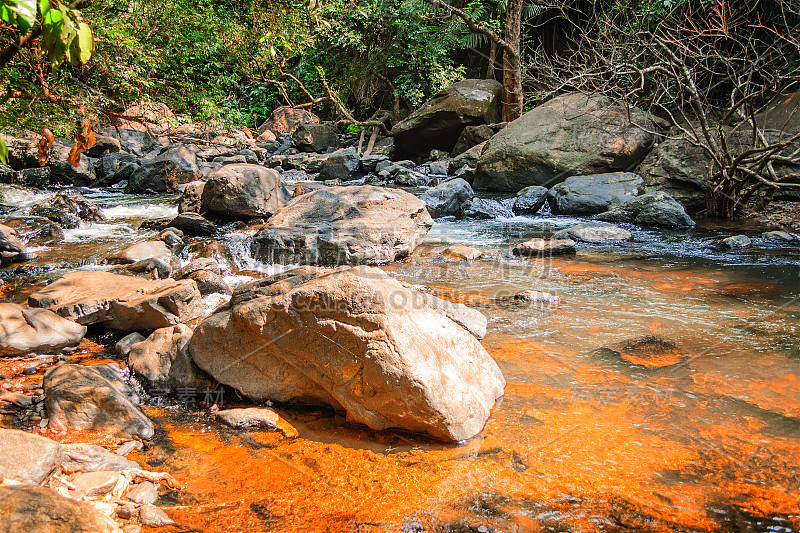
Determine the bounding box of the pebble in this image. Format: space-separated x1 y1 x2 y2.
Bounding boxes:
115 440 144 456
138 504 175 526
126 481 159 505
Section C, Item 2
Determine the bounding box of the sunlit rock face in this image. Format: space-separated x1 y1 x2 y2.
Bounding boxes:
190 265 505 442
251 185 433 267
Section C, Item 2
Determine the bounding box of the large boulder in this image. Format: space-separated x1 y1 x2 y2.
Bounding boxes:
128 324 211 389
200 163 291 219
318 147 361 181
512 185 549 215
420 178 474 218
127 145 200 193
474 93 655 191
0 303 86 357
635 138 707 212
259 106 320 136
0 485 120 533
292 122 340 153
546 172 644 215
593 191 695 227
0 429 64 485
251 185 433 266
44 363 154 439
27 271 202 331
177 180 205 214
392 79 503 156
3 137 95 186
93 152 139 186
458 197 512 219
189 266 505 442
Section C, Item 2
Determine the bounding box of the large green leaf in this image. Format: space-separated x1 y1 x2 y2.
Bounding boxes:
0 0 37 33
0 137 8 166
41 4 64 58
69 21 93 64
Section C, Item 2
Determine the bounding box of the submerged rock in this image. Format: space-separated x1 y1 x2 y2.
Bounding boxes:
0 485 120 533
0 303 86 357
29 192 106 229
251 185 433 266
44 363 154 440
598 335 686 369
554 222 632 243
0 429 64 485
190 266 505 442
512 238 576 256
28 271 202 331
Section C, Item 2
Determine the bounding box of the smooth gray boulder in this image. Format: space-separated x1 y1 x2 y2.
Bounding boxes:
318 147 361 181
474 93 655 191
458 197 512 219
292 122 339 152
547 172 644 215
420 178 474 218
392 79 502 155
251 185 433 266
189 266 505 442
512 186 549 215
127 145 200 193
201 163 291 219
0 303 86 357
593 191 696 227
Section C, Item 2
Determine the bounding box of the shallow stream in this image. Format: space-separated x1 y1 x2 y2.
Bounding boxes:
2 187 799 532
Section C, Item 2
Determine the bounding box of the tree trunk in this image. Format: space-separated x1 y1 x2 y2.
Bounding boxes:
486 40 497 79
502 0 523 121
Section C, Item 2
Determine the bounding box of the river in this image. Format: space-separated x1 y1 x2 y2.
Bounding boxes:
2 186 799 532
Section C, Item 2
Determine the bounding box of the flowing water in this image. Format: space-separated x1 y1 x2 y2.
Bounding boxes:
2 188 799 532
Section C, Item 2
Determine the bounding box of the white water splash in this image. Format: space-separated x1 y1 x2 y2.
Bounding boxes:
101 204 178 220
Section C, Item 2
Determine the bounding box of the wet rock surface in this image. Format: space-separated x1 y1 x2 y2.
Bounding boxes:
43 363 155 439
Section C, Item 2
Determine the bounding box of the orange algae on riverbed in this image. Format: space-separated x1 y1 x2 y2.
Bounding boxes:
128 334 800 532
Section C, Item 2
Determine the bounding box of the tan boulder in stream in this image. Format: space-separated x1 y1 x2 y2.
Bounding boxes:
27 271 201 331
189 266 505 442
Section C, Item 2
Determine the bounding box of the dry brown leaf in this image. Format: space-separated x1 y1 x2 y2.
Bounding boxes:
37 128 55 166
67 118 96 167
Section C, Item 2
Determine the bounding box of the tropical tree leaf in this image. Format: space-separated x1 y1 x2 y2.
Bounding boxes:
0 0 37 34
0 137 8 166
